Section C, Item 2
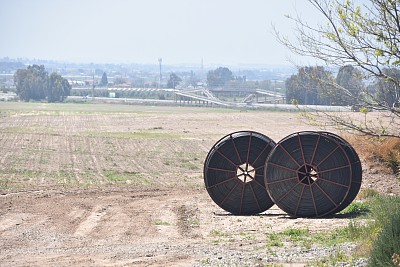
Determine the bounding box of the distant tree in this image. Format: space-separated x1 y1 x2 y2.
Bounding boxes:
101 72 108 86
14 69 30 101
188 70 198 87
47 72 71 102
285 66 334 105
335 65 364 105
167 73 182 89
113 77 127 85
375 68 400 108
14 65 47 101
207 67 233 88
14 64 70 102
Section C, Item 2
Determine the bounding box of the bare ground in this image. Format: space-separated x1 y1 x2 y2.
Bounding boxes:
0 103 399 266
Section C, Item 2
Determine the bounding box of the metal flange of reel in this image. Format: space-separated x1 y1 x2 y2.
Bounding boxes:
264 131 359 218
203 131 276 215
318 132 362 214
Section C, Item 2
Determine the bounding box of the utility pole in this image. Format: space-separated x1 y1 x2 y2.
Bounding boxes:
92 70 95 99
201 58 204 81
158 58 162 89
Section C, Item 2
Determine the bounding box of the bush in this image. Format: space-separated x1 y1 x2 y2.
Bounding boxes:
368 211 400 266
368 196 400 229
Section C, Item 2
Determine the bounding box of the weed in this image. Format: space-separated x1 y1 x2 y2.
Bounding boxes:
210 229 229 238
267 240 284 247
200 258 211 264
104 170 151 185
181 162 199 170
239 231 256 241
58 171 76 184
154 220 170 226
357 188 380 200
265 232 284 247
0 178 11 189
87 131 181 139
281 227 310 242
307 250 351 267
341 201 370 214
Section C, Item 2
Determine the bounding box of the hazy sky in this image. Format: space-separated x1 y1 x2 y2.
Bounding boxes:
0 0 322 66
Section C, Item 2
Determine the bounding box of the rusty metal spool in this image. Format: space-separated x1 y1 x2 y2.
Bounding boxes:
204 131 276 215
319 132 362 214
264 131 353 218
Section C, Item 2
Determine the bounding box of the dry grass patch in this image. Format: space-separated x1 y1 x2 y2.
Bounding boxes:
345 134 400 178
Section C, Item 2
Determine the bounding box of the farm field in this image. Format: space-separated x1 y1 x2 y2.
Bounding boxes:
0 102 399 266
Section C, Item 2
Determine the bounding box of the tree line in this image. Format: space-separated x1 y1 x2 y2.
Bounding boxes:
14 65 71 102
285 64 399 107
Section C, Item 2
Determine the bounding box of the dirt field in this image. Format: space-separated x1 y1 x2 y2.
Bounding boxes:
0 102 399 267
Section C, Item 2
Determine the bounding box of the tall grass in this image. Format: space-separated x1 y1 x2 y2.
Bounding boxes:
368 211 400 266
348 195 400 259
307 194 400 266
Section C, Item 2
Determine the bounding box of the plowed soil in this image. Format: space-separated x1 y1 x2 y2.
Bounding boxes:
0 102 399 267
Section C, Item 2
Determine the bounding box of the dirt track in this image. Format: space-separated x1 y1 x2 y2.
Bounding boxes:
0 103 399 266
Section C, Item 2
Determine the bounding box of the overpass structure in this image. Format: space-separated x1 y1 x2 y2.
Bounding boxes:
174 88 285 107
70 86 286 108
175 88 232 107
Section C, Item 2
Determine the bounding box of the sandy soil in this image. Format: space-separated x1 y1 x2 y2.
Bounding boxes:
0 103 399 266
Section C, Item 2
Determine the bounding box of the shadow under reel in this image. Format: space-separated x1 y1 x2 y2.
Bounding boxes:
203 130 362 218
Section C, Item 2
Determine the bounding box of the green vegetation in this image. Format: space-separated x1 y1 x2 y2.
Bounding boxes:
340 201 370 215
306 250 351 267
281 228 310 242
154 219 170 226
357 188 380 200
369 211 400 267
180 162 200 170
266 236 284 248
104 170 151 185
210 229 229 238
254 195 400 266
87 131 181 139
210 229 230 244
57 170 77 184
0 169 43 179
0 177 11 189
14 64 70 102
0 101 239 114
239 231 256 241
205 195 400 266
307 195 400 266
